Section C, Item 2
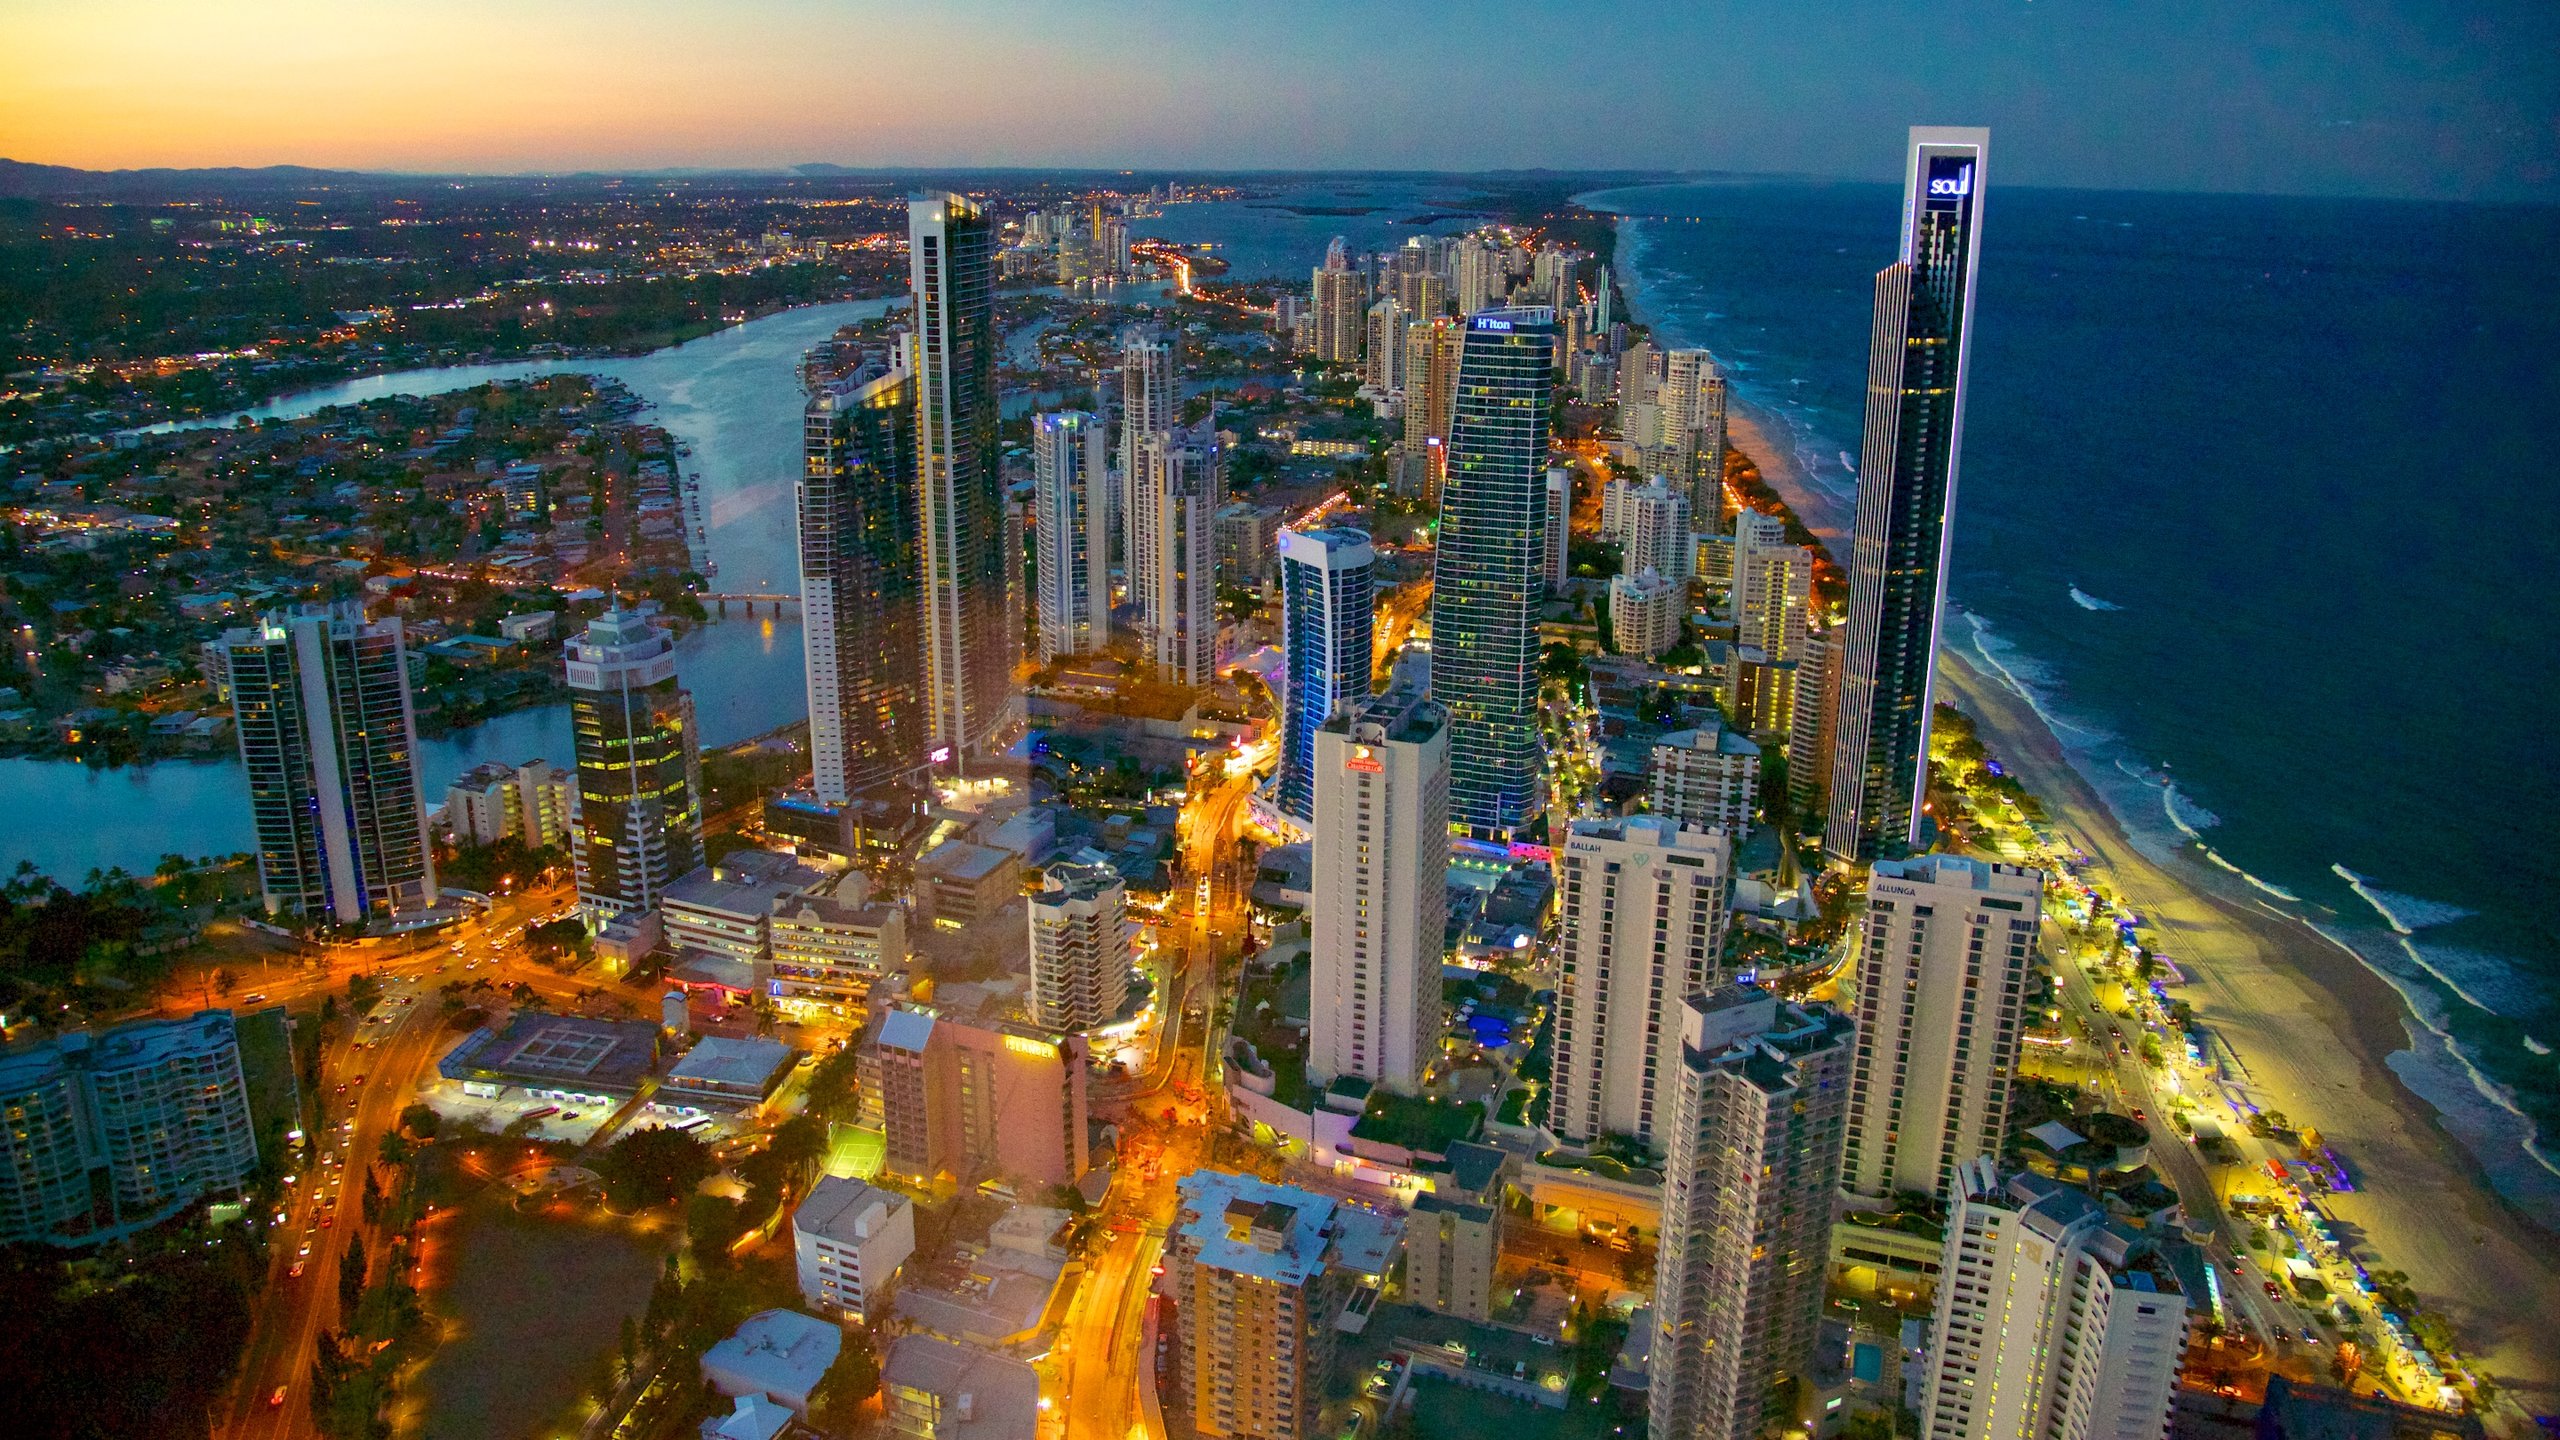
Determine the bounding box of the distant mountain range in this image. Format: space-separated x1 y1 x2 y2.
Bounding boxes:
0 157 1687 201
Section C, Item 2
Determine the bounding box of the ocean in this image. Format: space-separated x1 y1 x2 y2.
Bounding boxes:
1581 177 2560 1203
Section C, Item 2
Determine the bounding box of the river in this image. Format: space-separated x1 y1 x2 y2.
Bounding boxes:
2 298 910 880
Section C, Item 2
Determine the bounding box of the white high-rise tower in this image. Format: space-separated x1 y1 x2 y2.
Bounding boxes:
1033 410 1110 662
1308 686 1449 1093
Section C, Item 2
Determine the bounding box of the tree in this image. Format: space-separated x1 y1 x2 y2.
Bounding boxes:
213 968 239 997
601 1127 714 1208
399 1103 441 1139
815 1328 881 1427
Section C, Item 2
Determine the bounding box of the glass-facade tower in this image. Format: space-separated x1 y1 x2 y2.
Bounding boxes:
222 601 435 923
1275 526 1376 823
910 193 1013 770
801 353 924 804
1429 307 1556 839
1826 127 1990 864
567 607 704 923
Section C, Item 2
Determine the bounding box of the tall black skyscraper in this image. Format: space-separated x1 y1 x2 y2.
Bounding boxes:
801 348 924 804
1429 306 1556 839
910 193 1012 770
1826 127 1989 864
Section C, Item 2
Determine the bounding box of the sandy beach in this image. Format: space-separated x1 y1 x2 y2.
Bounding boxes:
1937 647 2560 1407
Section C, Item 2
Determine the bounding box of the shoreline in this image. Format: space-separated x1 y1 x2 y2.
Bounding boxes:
1940 647 2560 1402
1583 191 2560 1403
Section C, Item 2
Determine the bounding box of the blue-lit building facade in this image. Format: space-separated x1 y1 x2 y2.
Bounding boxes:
1825 128 1990 864
1275 526 1375 824
1429 308 1556 840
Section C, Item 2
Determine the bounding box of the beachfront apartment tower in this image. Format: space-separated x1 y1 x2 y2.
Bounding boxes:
1550 816 1733 1148
1654 349 1730 521
0 1010 260 1246
1428 307 1556 839
1648 986 1855 1440
1843 854 2043 1201
1169 1169 1403 1440
1033 409 1111 662
1027 861 1134 1033
1275 526 1376 825
1919 1161 2189 1440
910 193 1014 770
1732 508 1815 663
1118 328 1180 610
1139 426 1222 686
1307 686 1449 1094
222 601 436 923
1826 126 1990 863
801 353 925 804
567 607 705 927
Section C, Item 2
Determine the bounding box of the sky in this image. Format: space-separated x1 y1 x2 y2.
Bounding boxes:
3 0 2554 200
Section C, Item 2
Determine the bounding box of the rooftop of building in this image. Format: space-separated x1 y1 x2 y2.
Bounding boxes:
1565 813 1730 855
792 1173 910 1246
1869 852 2043 896
875 1006 938 1055
880 1336 1042 1440
437 1009 660 1089
666 850 831 917
699 1393 798 1440
1174 1169 1401 1286
701 1309 841 1403
1653 725 1761 759
1324 684 1445 745
0 1008 239 1085
1410 1191 1495 1225
1035 860 1123 904
665 1035 799 1091
918 839 1015 883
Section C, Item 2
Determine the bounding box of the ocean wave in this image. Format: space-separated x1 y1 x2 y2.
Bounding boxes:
1837 450 1857 477
2527 1036 2553 1057
2293 913 2560 1195
2068 586 2122 612
1962 611 2110 745
2331 864 2475 933
2396 937 2530 1018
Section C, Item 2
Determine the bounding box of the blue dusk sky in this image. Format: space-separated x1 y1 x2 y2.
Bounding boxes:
3 0 2553 199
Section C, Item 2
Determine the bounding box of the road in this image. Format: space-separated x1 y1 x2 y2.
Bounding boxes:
2036 929 2326 1367
1058 1223 1168 1440
216 882 608 1439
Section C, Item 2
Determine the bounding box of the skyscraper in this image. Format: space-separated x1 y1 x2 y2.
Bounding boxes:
1843 854 2042 1201
1308 686 1449 1093
1275 526 1376 825
1732 508 1814 662
801 353 924 804
1919 1161 2190 1440
1429 307 1555 838
1361 298 1407 393
1168 1169 1403 1440
222 601 435 922
1118 327 1179 611
1826 126 1990 863
1648 986 1854 1440
910 193 1013 769
1620 479 1694 581
1027 861 1133 1032
1139 426 1222 686
567 606 704 927
1032 410 1111 662
1399 317 1464 469
1655 349 1729 519
1311 243 1366 365
1549 816 1732 1147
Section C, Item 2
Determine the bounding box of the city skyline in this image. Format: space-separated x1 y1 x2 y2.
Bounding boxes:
0 2 2552 202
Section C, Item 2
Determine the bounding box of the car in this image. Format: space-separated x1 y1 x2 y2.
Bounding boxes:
269 1386 289 1409
351 1075 366 1086
289 1261 306 1279
297 1243 311 1258
2301 1328 2321 1345
2264 1281 2282 1300
320 1215 333 1229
